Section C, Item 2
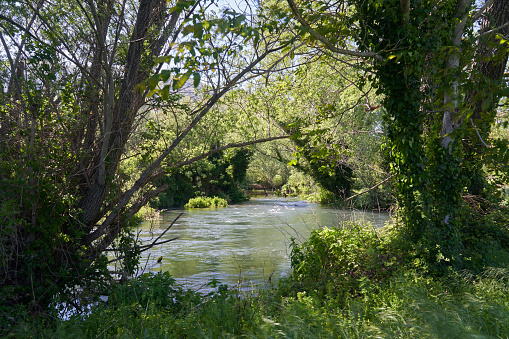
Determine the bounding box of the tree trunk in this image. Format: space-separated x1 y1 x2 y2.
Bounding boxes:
79 0 169 228
464 0 509 195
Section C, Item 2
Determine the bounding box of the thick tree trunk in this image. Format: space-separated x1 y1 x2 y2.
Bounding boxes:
79 0 169 228
474 0 509 87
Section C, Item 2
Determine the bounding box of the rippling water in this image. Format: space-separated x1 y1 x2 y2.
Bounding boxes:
130 197 390 291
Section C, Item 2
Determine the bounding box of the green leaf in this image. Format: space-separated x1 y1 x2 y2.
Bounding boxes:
182 25 194 37
193 72 201 88
148 75 159 91
172 71 192 90
146 89 157 98
160 86 169 101
499 88 509 97
481 98 491 111
160 70 172 83
194 23 203 38
153 56 171 64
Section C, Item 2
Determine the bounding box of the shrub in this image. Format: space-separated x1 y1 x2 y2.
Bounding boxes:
288 222 402 302
184 196 228 208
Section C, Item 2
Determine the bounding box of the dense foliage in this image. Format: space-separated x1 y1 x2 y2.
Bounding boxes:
281 0 509 266
184 196 228 208
0 0 291 311
153 148 251 208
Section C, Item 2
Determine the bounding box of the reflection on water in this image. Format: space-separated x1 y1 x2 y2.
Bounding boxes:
134 197 390 291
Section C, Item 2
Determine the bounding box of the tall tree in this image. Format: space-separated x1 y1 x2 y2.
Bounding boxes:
283 0 509 264
0 0 293 308
464 0 509 196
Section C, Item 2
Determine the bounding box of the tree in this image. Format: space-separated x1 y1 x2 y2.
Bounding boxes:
224 54 388 204
283 0 509 265
0 0 295 309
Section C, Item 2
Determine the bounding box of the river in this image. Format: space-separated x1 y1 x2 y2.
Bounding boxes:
130 197 390 292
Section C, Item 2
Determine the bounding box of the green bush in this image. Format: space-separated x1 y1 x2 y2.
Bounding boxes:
288 222 402 303
184 196 228 208
11 222 509 338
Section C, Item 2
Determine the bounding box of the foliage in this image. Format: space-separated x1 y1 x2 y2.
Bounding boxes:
9 217 509 338
184 196 228 208
277 0 509 267
12 272 263 338
153 148 251 208
0 0 290 311
234 55 389 206
287 222 401 304
1 0 508 323
247 146 292 190
281 168 317 197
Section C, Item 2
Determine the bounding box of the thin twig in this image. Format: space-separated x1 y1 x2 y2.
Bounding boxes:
95 319 119 339
469 0 495 24
106 213 182 264
470 118 489 148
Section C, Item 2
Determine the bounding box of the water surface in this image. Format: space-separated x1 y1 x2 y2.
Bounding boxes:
133 197 389 291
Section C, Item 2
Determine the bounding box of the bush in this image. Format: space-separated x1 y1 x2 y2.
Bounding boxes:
11 220 509 338
184 196 228 208
287 222 402 303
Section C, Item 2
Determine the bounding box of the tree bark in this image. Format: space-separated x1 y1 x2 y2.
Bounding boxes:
79 0 170 227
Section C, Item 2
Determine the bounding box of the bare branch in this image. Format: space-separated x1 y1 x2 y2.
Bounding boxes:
478 20 509 38
105 213 182 256
345 175 394 201
0 14 39 41
171 134 292 169
470 0 495 24
470 118 489 148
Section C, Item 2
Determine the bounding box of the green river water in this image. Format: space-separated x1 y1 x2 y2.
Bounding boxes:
130 197 390 291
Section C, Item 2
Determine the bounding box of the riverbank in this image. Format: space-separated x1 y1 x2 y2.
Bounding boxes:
9 216 509 338
129 197 389 292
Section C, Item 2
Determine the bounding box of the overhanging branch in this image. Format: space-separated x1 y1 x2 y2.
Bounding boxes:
171 134 292 170
285 0 382 61
83 43 289 250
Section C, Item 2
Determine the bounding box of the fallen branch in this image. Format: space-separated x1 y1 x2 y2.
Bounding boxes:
345 175 394 201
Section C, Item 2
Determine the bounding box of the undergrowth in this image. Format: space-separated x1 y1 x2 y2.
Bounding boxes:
7 210 509 338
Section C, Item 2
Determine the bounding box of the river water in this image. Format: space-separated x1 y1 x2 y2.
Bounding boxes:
132 197 390 291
